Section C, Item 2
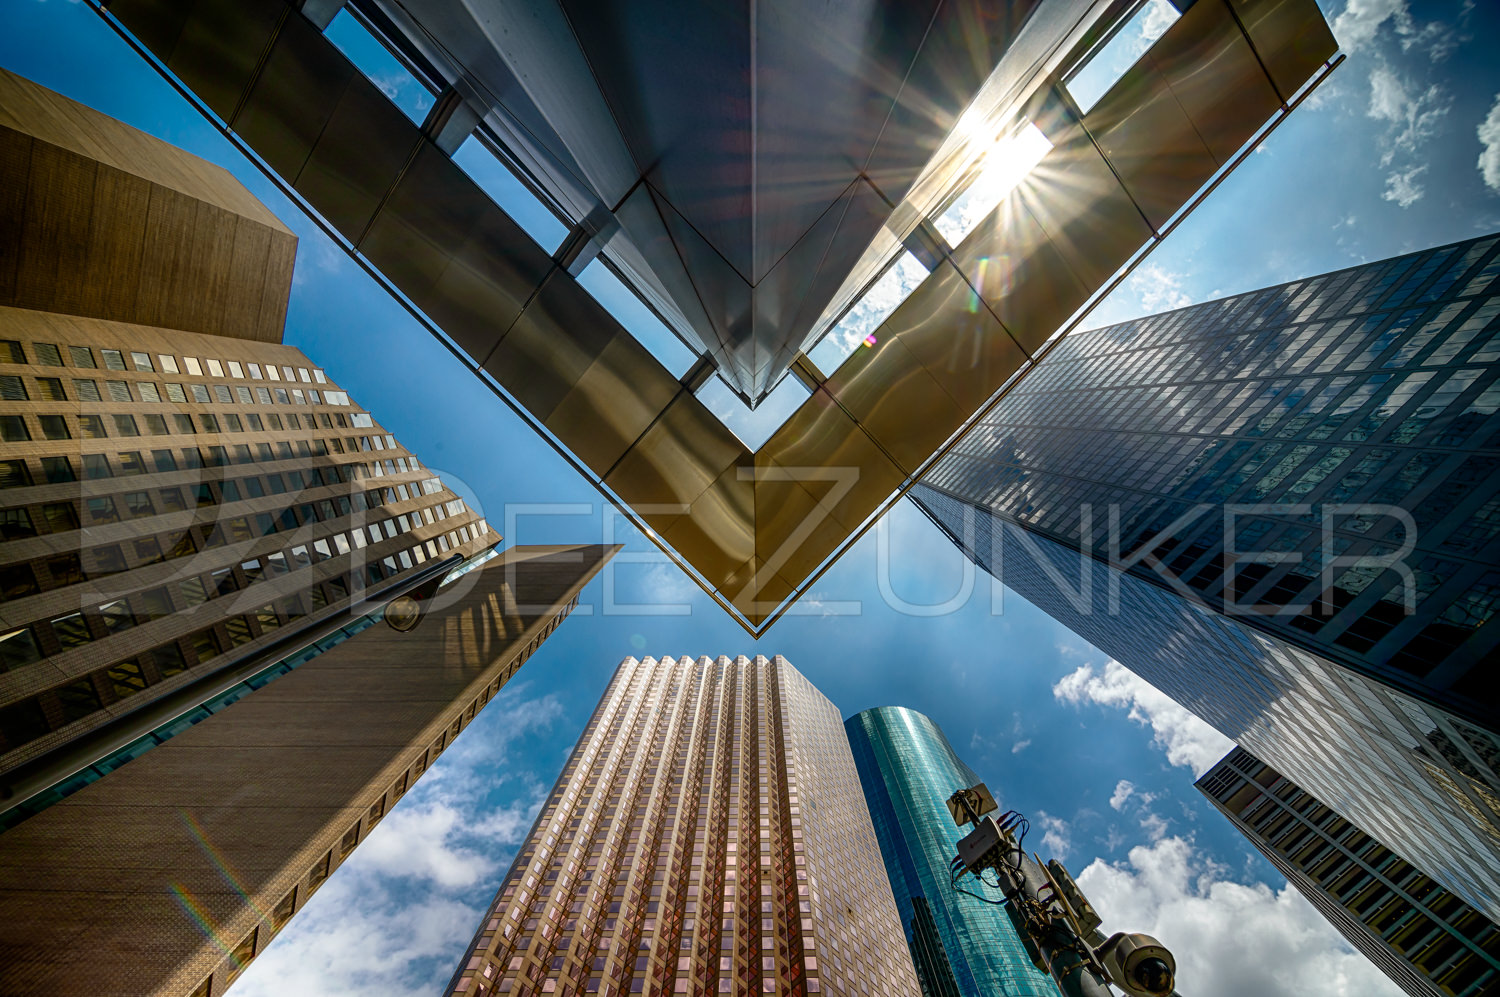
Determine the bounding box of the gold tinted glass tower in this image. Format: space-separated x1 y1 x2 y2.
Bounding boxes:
445 655 920 997
0 68 618 997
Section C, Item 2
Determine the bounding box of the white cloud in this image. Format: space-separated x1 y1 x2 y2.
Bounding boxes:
1037 812 1072 858
1139 811 1170 842
1053 661 1232 777
1110 779 1137 812
1128 264 1193 315
1478 93 1500 194
234 686 565 996
1332 0 1455 59
1366 64 1449 166
1381 165 1428 208
1011 738 1033 754
1077 836 1404 997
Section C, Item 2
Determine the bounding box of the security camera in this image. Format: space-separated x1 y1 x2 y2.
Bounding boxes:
1098 932 1175 997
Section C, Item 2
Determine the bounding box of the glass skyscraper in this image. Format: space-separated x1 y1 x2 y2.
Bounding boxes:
914 236 1500 922
1199 747 1499 997
445 656 920 997
845 706 1054 997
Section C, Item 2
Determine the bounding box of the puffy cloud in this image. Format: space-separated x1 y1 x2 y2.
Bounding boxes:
1381 165 1428 208
1011 738 1033 754
233 686 565 996
1332 0 1455 59
1077 836 1403 997
1479 93 1500 194
1129 263 1194 315
1367 64 1450 166
1110 779 1137 812
1053 661 1232 777
1037 812 1073 858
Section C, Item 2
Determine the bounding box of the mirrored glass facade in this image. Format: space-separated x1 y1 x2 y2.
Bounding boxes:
446 656 920 997
913 236 1500 921
1199 747 1500 997
845 707 1055 997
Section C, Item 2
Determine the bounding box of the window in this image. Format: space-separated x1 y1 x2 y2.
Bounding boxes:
36 377 66 401
228 361 244 378
191 384 211 404
248 363 263 379
153 642 188 677
130 351 154 371
118 452 147 476
0 459 31 489
79 415 107 439
107 660 149 698
0 340 25 363
107 380 132 403
0 562 38 600
136 587 174 620
188 628 220 664
159 487 187 512
183 357 202 376
101 349 127 371
113 414 140 436
0 507 35 539
122 490 154 517
0 375 28 401
139 382 160 402
0 416 29 442
152 449 176 472
165 383 187 403
173 414 195 434
40 457 73 483
179 576 210 606
56 679 102 723
45 553 84 586
69 346 96 367
266 364 280 381
200 414 220 433
82 453 112 480
87 496 119 522
213 385 232 404
34 343 63 366
98 600 135 634
40 415 69 440
51 611 94 650
41 502 77 533
145 414 169 435
206 358 224 377
159 354 178 373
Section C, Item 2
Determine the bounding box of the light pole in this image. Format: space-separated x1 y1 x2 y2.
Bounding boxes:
946 784 1179 997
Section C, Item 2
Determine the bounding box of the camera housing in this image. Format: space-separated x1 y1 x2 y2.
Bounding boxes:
1098 932 1175 997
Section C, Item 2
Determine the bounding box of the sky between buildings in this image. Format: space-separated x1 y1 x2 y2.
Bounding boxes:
4 0 1497 994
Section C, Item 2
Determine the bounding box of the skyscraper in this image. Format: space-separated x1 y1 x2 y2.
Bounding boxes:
1198 747 1500 997
444 655 921 997
90 0 1339 630
845 706 1055 997
914 235 1500 920
0 68 618 996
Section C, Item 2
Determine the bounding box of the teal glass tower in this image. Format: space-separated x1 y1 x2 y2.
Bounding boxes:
845 707 1055 997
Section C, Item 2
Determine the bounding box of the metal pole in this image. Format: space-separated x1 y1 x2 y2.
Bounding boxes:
1007 852 1117 997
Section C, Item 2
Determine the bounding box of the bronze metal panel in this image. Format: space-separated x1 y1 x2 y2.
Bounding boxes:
650 185 754 373
223 217 276 340
753 472 847 599
1084 56 1217 232
232 13 354 183
611 181 716 355
950 189 1091 356
663 462 755 590
1228 0 1337 102
604 392 749 511
0 128 29 302
1150 0 1280 165
545 333 680 478
294 73 417 242
725 557 799 624
165 0 284 123
79 163 153 323
1019 132 1153 293
106 0 192 60
482 269 614 423
757 389 907 531
826 335 964 473
882 256 1028 416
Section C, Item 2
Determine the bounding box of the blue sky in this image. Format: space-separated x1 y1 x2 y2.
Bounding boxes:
4 1 1497 994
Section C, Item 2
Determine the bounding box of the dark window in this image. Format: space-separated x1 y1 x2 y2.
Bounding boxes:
67 345 95 367
90 545 126 576
122 491 154 518
173 414 195 435
78 415 106 439
0 340 24 362
39 415 69 440
51 612 94 650
0 415 30 442
117 451 147 476
159 487 187 512
35 377 66 401
86 497 119 523
188 628 221 665
225 617 254 646
0 697 49 749
152 449 177 473
41 502 78 534
44 553 84 587
40 457 72 484
0 459 32 488
145 414 170 436
136 587 174 620
107 660 150 699
56 679 102 723
112 414 139 436
0 562 39 600
0 507 35 539
0 626 44 672
82 454 112 480
101 349 126 371
34 343 63 366
153 642 188 678
0 374 28 401
98 600 135 635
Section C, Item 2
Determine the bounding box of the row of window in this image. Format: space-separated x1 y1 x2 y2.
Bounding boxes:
0 371 346 408
0 338 330 387
0 407 359 446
